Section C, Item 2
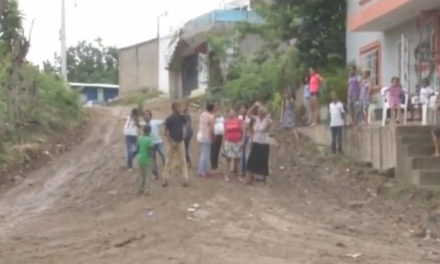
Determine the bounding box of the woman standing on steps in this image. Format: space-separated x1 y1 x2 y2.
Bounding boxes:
279 89 299 142
123 108 141 171
211 101 224 173
245 102 273 184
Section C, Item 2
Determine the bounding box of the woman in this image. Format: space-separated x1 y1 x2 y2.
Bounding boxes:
309 67 324 127
123 108 140 171
238 104 251 178
302 75 312 125
385 77 403 124
245 102 272 184
223 108 244 182
182 102 193 168
359 70 372 125
211 101 224 172
280 89 299 141
197 102 215 178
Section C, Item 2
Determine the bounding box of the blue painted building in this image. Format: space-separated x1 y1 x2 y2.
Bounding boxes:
69 82 119 104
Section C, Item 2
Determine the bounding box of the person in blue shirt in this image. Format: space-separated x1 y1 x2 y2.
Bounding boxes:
143 109 165 179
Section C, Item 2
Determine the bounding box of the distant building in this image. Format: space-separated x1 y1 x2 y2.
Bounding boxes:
69 82 119 104
118 36 172 96
167 8 264 99
347 0 440 94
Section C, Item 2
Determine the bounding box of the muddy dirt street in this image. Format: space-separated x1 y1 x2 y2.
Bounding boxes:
0 101 439 264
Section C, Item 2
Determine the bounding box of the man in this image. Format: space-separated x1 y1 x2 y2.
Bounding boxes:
432 95 440 157
143 109 165 179
163 102 189 187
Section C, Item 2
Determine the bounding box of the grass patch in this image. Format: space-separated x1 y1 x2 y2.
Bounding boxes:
108 90 161 106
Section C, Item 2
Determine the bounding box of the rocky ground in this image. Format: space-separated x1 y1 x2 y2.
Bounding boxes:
0 100 439 264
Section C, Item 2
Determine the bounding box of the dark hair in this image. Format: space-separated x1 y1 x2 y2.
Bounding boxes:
171 102 179 112
391 77 400 83
131 108 138 116
349 65 356 71
363 70 371 77
310 66 317 72
239 103 248 110
422 78 430 86
144 109 152 118
143 124 151 135
303 75 310 84
206 102 215 112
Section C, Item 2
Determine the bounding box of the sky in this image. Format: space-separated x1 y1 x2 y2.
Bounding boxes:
19 0 224 64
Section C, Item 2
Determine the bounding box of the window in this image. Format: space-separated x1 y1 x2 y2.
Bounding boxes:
360 42 381 86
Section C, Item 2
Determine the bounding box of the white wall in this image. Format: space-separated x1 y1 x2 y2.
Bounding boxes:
346 0 384 69
382 19 418 92
159 36 173 96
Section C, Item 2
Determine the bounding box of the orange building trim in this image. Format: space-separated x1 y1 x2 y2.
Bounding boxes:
349 0 411 31
360 41 382 86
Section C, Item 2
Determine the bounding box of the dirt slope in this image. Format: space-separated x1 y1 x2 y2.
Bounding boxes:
0 101 439 264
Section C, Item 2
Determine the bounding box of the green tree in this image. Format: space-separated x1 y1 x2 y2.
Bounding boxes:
45 39 118 84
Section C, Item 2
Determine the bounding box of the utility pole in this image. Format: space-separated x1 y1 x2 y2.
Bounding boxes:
156 12 167 39
61 0 68 84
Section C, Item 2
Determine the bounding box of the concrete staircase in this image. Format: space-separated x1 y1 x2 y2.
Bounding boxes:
396 126 440 186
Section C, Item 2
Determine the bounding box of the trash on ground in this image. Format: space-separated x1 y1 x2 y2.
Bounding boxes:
345 253 361 258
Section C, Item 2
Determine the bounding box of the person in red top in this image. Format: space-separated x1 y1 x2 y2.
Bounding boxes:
309 66 324 126
223 108 244 182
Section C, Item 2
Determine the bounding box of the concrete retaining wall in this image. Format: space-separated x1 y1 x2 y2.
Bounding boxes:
298 125 396 170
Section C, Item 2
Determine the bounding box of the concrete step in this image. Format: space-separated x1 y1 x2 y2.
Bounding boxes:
412 157 440 170
397 126 434 136
407 144 435 156
401 135 433 145
415 170 440 186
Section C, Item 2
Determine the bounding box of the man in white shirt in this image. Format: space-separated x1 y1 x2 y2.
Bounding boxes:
329 92 345 154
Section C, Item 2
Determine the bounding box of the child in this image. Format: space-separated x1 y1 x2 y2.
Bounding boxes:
137 125 153 195
359 70 372 125
329 92 345 154
432 96 440 157
386 77 403 124
347 65 361 125
280 89 299 141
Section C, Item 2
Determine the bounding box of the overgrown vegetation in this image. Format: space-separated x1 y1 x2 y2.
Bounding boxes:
0 0 83 166
208 0 348 110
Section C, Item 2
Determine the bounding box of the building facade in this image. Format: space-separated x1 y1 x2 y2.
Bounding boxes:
167 9 263 99
118 36 173 96
69 82 119 104
347 0 440 94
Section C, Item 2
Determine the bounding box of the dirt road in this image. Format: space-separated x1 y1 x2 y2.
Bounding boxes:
0 101 439 264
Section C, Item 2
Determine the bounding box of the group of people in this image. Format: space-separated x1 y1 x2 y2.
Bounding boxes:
123 100 276 195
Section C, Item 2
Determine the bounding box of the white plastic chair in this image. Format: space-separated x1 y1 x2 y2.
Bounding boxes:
422 92 438 125
381 87 408 126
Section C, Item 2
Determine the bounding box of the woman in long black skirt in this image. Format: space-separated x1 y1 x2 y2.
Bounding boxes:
246 102 272 184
